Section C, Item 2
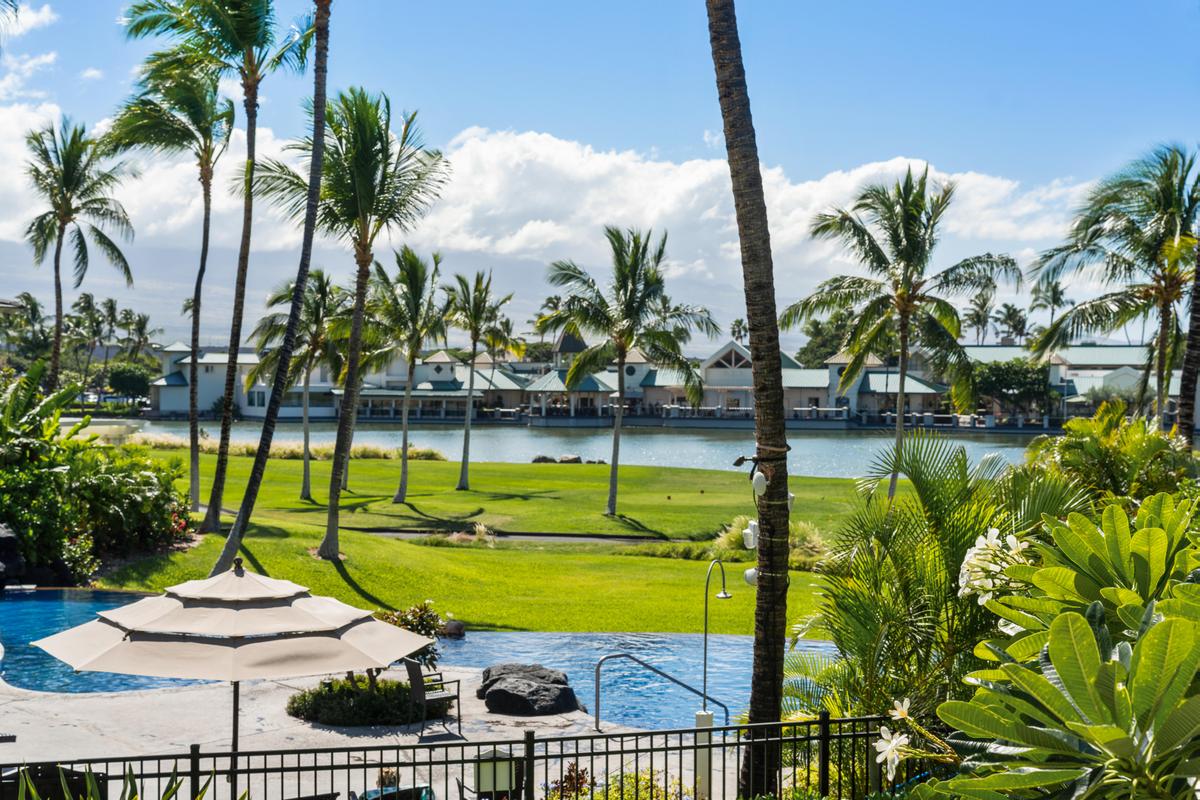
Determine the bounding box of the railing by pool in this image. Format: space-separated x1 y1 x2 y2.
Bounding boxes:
0 716 924 800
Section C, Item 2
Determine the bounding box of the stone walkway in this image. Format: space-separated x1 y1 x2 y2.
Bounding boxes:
0 666 631 763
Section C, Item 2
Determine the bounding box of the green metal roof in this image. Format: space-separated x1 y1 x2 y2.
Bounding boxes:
526 369 617 393
781 369 829 389
861 371 945 395
151 370 187 387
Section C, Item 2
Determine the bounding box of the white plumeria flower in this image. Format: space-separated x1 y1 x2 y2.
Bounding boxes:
888 698 911 721
874 726 909 782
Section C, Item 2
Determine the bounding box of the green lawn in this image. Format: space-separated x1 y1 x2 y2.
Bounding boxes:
100 523 821 634
147 450 861 539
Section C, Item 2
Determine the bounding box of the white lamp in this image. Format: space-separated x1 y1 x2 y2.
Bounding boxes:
742 520 759 550
743 567 758 586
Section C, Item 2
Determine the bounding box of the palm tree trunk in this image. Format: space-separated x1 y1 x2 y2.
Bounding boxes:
393 355 415 503
301 369 312 501
203 78 260 536
456 343 477 491
705 2 791 796
80 346 94 401
323 244 372 559
887 318 910 500
211 5 331 575
48 224 65 391
606 352 624 516
189 171 213 513
1154 304 1171 427
1178 246 1200 443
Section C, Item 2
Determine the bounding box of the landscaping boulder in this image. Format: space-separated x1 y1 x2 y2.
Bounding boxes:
478 663 583 715
442 619 466 639
531 455 555 464
557 454 582 464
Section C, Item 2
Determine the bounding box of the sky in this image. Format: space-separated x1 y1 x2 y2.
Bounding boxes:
1 0 1198 353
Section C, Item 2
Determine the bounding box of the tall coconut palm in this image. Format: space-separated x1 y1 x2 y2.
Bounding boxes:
964 291 993 345
245 270 343 502
445 271 511 492
98 297 120 388
362 247 446 504
213 0 332 576
992 302 1030 343
1033 145 1200 426
108 59 234 513
537 227 718 516
253 87 447 560
705 2 794 794
24 119 135 391
780 167 1019 499
1030 279 1073 328
126 0 313 534
730 317 748 343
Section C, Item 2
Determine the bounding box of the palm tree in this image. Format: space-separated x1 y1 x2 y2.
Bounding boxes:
67 293 105 395
445 271 511 492
964 292 993 345
246 270 342 502
363 247 447 503
730 317 748 343
98 297 120 395
127 0 313 535
108 59 234 514
1030 279 1073 328
537 227 718 516
120 312 162 356
0 0 19 51
704 2 796 794
483 314 526 412
1033 145 1200 425
212 0 332 576
254 87 447 560
992 302 1030 343
781 167 1018 499
24 119 135 390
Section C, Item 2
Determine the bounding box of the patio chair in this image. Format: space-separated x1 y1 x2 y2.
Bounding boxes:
404 658 462 737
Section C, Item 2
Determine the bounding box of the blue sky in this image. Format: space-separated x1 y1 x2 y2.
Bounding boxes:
1 0 1198 348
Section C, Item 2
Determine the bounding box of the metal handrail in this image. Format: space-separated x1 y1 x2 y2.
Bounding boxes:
593 652 730 731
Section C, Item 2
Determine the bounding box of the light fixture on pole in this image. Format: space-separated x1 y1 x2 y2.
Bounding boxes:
703 559 732 710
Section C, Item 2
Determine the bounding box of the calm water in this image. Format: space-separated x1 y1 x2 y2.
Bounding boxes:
135 420 1032 478
0 590 833 728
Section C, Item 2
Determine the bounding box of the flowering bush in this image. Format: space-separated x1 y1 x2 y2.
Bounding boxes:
956 527 1031 605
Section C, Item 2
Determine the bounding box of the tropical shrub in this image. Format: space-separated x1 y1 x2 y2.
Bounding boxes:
127 432 446 461
377 600 448 667
783 432 1090 720
1027 401 1196 503
105 360 153 399
285 676 446 726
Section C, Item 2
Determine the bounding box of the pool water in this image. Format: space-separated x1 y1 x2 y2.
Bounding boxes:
0 589 201 692
0 590 837 729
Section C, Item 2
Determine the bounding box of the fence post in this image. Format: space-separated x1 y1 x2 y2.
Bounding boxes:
189 744 200 800
817 711 831 798
694 710 714 800
523 731 536 800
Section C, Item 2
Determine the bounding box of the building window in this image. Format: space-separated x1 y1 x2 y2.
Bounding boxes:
625 365 636 376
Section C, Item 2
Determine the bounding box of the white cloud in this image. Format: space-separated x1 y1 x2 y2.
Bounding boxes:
3 3 58 38
79 66 102 81
0 100 60 240
702 129 722 150
0 50 55 100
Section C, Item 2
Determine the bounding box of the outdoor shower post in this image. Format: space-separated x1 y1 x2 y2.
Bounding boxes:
523 731 536 800
694 710 713 800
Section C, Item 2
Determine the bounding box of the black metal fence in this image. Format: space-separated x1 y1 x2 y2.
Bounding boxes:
0 715 921 800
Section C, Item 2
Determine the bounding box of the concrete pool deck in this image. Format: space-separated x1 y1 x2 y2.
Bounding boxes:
0 665 632 763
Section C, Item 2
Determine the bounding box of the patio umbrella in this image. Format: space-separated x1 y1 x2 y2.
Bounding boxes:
33 558 432 757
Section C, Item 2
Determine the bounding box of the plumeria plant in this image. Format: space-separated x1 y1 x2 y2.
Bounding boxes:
874 699 959 784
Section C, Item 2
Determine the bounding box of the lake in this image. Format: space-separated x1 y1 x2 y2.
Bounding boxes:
132 419 1034 478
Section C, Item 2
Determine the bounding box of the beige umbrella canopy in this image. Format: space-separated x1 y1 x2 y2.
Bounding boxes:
34 559 432 753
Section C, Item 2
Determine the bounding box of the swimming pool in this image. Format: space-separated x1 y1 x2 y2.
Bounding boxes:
0 590 837 728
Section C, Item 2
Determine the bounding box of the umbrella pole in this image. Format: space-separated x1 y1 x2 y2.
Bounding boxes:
231 681 240 798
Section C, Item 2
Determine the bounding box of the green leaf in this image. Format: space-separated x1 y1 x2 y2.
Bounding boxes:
1007 630 1051 662
938 700 1081 753
1000 663 1085 725
947 768 1087 790
1130 526 1169 596
1032 567 1102 603
1156 695 1200 750
1048 613 1108 724
1129 617 1198 729
1102 504 1133 584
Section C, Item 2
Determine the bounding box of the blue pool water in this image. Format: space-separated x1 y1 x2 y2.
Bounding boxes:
438 631 836 730
0 590 836 729
0 589 201 692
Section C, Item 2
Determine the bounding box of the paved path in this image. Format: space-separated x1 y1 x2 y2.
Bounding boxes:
0 666 630 763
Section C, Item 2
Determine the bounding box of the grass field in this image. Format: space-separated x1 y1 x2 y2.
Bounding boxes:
146 450 861 539
101 523 822 634
101 451 851 633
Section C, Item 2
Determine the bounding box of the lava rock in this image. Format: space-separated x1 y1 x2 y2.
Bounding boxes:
557 454 582 464
477 663 568 698
442 619 466 639
531 455 555 463
483 677 582 716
